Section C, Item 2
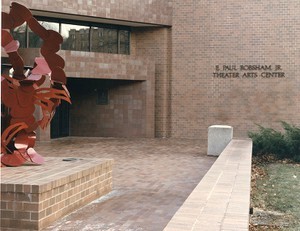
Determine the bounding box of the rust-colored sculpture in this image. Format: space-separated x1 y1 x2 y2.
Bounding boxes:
1 2 71 167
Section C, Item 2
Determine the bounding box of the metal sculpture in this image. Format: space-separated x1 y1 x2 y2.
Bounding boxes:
1 2 71 167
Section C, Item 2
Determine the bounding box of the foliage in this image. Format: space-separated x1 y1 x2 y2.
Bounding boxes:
248 122 300 162
250 161 300 230
281 122 300 162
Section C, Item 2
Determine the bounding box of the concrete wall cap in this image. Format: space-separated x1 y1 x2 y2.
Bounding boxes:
209 125 232 129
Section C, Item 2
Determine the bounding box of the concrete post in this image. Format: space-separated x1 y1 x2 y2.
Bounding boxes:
207 125 233 156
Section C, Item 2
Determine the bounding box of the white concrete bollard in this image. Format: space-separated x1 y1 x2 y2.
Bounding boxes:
207 125 233 156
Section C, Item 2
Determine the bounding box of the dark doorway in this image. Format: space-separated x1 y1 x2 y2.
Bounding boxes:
50 100 70 138
67 77 145 137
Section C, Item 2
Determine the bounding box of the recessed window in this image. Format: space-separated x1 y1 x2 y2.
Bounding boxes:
11 22 26 48
13 17 131 55
29 21 59 48
119 30 130 55
61 24 90 51
91 27 118 53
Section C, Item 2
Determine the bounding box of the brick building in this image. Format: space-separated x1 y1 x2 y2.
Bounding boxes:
2 0 299 140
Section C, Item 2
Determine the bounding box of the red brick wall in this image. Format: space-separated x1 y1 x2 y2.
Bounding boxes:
4 1 300 140
70 80 150 137
18 49 155 139
61 50 155 138
171 0 300 139
2 0 172 26
133 28 172 137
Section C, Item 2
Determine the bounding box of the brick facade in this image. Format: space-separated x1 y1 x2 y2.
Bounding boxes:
18 48 155 139
133 28 172 137
171 0 300 139
2 0 172 26
2 0 300 140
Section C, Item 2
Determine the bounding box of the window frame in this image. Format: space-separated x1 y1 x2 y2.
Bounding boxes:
13 16 131 55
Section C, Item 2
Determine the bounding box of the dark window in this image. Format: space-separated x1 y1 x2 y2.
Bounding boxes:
11 22 27 48
11 17 130 55
106 28 118 54
91 27 118 53
29 21 59 48
97 89 109 105
61 24 90 51
91 27 105 52
119 30 130 55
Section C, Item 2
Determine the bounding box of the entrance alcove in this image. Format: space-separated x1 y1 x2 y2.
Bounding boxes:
64 77 150 138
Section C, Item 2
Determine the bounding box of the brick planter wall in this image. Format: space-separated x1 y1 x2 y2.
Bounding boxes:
1 158 113 230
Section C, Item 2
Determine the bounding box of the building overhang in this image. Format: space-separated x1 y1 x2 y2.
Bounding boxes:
31 9 168 28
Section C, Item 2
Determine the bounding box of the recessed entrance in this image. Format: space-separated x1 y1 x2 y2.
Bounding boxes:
65 77 147 138
50 100 70 138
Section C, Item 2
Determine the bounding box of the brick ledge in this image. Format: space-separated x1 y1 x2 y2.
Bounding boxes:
164 139 252 231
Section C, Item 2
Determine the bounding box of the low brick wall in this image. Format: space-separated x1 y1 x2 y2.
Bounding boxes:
164 139 252 231
1 157 113 230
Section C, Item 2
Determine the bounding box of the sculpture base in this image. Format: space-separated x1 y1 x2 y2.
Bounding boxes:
1 157 113 230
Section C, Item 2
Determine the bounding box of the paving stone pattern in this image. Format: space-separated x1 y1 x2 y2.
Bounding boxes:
34 137 215 231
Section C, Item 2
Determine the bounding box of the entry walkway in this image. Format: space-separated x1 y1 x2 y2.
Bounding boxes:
36 137 216 231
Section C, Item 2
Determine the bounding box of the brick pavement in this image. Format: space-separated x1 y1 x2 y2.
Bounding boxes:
35 137 216 231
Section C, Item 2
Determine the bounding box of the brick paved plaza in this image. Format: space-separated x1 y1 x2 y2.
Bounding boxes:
35 137 216 231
